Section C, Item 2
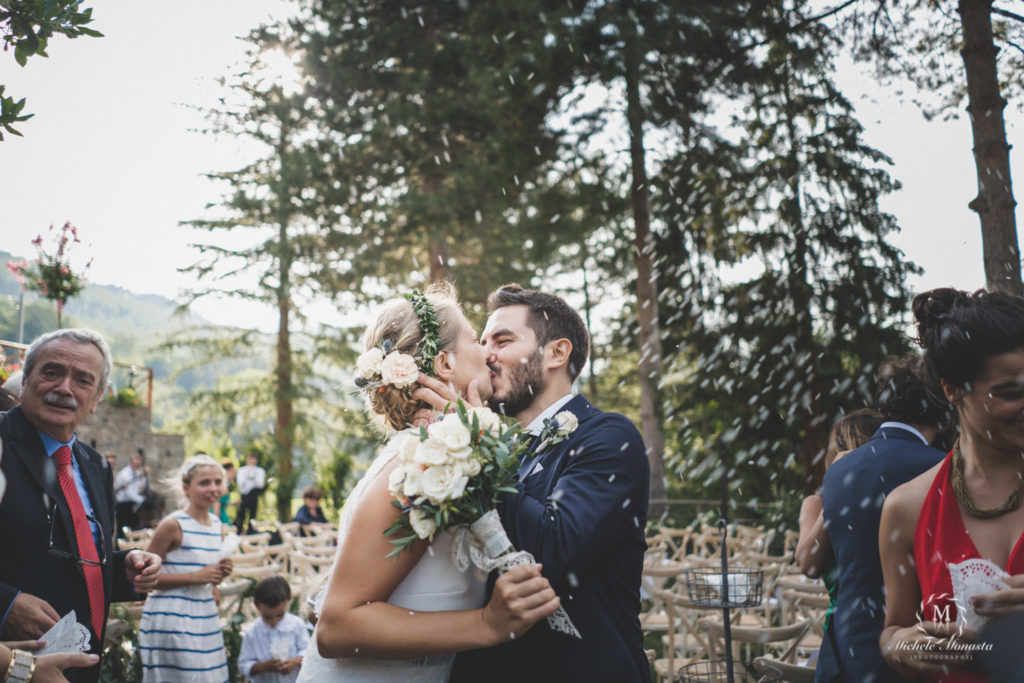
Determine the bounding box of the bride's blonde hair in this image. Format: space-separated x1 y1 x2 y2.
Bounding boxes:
361 281 464 430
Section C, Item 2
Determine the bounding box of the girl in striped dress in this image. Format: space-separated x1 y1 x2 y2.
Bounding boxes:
140 455 234 682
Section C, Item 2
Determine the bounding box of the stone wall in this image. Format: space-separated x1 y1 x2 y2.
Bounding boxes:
78 402 185 494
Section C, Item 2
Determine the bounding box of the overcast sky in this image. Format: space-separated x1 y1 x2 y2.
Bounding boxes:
2 1 1021 332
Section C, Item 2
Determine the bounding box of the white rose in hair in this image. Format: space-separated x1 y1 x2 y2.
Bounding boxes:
421 463 469 504
380 351 419 388
413 436 450 466
470 406 503 435
408 508 438 540
356 347 385 377
429 413 472 452
555 411 578 435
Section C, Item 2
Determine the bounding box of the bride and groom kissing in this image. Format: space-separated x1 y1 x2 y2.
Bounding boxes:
297 283 652 683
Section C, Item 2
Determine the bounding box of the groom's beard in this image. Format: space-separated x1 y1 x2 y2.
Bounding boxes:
487 349 544 419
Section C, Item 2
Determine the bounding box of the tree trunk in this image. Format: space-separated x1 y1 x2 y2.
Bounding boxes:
958 0 1022 296
427 227 450 284
582 252 599 402
624 8 666 520
274 124 296 523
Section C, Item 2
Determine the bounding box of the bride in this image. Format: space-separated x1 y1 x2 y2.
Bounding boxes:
297 283 559 682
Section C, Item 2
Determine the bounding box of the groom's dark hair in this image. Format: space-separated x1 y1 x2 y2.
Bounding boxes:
488 284 589 381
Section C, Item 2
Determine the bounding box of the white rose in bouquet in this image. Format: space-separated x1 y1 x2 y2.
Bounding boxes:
387 465 407 498
399 432 419 462
421 463 469 504
413 436 450 466
356 347 385 377
429 413 472 453
380 352 419 388
408 508 438 540
458 457 482 477
469 406 503 435
403 466 424 499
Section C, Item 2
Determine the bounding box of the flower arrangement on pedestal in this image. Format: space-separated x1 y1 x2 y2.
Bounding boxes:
6 222 92 328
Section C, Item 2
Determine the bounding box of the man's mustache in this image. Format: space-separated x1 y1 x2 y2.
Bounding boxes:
43 392 78 410
487 362 501 376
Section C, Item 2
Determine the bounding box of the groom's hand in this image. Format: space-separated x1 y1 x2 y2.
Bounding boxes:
483 564 560 643
411 372 483 414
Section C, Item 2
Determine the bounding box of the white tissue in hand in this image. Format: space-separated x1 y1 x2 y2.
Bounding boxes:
36 610 91 655
947 558 1010 631
219 533 241 559
269 637 289 660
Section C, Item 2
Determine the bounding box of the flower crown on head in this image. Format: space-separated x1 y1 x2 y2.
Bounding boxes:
354 290 442 394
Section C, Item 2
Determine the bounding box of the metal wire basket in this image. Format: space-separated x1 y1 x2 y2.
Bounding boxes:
682 566 764 608
677 659 781 683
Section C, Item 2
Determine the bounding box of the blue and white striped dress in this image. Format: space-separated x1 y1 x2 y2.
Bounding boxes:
140 511 228 682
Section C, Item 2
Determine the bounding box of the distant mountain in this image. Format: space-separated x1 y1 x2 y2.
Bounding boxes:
0 249 270 428
0 248 199 354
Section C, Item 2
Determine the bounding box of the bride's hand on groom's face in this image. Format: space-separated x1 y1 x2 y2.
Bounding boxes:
411 373 483 420
483 564 560 643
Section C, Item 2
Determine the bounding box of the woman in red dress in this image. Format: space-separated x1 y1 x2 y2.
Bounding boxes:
879 288 1024 681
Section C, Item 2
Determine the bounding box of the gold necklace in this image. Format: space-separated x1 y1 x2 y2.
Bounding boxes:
950 442 1024 519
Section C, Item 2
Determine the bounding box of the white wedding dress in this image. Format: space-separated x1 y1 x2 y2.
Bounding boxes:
296 430 486 683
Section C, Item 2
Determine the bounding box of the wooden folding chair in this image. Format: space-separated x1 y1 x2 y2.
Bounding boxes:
754 656 816 682
698 616 812 665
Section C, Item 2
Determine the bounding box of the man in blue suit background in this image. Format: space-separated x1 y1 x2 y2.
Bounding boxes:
818 356 949 682
448 284 651 683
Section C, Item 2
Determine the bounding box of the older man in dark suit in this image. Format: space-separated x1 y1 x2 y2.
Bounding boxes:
423 285 651 683
0 328 161 683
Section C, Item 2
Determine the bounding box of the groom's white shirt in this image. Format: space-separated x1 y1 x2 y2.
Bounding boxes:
524 393 574 435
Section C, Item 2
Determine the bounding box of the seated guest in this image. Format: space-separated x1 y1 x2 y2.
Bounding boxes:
294 486 329 535
880 288 1024 681
820 355 948 683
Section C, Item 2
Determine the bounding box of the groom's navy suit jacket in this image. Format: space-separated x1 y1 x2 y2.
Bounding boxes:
451 395 652 683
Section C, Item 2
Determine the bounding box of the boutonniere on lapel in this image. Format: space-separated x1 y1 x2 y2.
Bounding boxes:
534 411 579 454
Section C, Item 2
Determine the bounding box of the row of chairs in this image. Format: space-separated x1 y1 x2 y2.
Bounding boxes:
115 521 339 624
643 526 827 683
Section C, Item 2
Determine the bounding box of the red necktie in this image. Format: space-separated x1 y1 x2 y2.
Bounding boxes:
53 445 105 639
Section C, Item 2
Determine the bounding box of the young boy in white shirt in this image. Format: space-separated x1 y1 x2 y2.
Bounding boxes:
238 576 309 683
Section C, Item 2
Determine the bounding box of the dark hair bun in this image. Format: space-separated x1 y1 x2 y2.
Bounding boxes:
911 288 961 338
912 286 1024 391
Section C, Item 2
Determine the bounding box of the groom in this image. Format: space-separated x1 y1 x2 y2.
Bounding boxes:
422 284 651 682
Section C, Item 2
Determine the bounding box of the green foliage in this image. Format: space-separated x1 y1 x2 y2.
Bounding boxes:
641 1 918 508
223 612 248 683
100 605 142 682
109 385 142 408
319 447 354 513
0 0 102 138
289 1 593 301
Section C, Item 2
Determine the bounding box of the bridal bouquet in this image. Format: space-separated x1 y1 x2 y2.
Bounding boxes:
384 401 522 556
385 400 581 638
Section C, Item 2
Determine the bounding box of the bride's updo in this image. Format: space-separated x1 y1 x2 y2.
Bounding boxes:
360 282 465 431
